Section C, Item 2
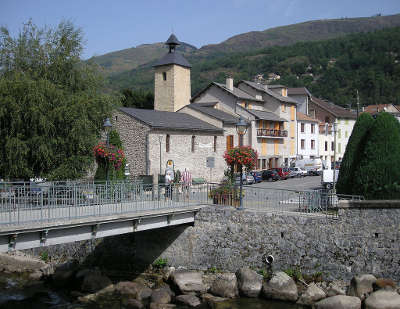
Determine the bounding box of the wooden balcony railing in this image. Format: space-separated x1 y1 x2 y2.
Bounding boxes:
257 129 288 138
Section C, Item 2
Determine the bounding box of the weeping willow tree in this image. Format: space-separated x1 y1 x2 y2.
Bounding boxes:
0 20 116 180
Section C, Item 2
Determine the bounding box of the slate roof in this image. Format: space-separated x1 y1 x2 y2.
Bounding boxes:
119 107 223 132
166 34 180 45
310 97 357 119
187 104 238 124
288 87 311 96
153 52 191 68
239 81 298 104
191 82 263 103
214 83 263 102
297 111 318 122
246 109 287 122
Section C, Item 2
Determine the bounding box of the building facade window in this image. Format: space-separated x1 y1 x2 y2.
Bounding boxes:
325 141 328 151
281 104 286 112
191 136 196 152
262 159 266 169
338 143 342 153
331 142 335 151
301 123 305 133
162 72 167 81
311 124 315 133
311 139 315 149
214 136 217 152
166 134 170 152
301 139 305 149
226 135 234 151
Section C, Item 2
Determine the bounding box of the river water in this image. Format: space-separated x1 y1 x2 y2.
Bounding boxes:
0 272 309 309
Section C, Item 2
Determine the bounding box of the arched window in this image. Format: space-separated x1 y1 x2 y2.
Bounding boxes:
191 136 195 152
166 134 170 152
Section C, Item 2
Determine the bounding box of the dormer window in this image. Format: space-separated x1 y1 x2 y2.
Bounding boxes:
163 72 167 81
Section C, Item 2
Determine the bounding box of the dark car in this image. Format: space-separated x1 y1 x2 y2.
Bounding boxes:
261 169 280 181
250 171 263 183
271 168 289 180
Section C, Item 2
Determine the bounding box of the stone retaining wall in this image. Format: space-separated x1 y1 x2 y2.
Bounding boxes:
23 200 400 282
134 200 400 281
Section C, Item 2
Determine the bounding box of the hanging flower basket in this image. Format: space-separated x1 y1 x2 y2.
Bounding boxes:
93 142 125 170
223 146 258 171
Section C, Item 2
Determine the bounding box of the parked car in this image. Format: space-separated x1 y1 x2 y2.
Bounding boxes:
289 167 308 178
271 168 289 180
235 173 255 185
250 171 263 183
261 169 280 181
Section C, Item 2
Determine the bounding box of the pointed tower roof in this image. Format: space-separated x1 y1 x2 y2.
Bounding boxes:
153 34 191 68
166 34 180 46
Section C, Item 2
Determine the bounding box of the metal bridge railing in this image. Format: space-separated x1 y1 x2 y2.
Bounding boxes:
208 183 364 216
0 181 364 226
0 181 209 226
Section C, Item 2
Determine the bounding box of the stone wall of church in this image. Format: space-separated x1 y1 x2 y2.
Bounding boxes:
148 131 225 183
112 110 150 178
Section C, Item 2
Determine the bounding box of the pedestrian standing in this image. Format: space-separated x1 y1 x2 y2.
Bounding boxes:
181 168 192 199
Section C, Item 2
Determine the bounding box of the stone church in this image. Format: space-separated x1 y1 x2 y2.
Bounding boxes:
113 34 247 183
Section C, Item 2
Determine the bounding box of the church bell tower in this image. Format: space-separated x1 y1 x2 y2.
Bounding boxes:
153 34 191 112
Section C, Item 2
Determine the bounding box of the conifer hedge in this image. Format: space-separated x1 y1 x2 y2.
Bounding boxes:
336 113 374 195
352 112 400 199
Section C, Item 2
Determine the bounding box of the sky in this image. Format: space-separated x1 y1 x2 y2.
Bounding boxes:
2 0 400 59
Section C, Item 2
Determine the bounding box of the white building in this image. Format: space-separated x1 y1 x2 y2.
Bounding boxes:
296 112 319 159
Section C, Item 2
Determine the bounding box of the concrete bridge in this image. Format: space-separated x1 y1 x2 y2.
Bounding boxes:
0 181 342 252
0 182 208 252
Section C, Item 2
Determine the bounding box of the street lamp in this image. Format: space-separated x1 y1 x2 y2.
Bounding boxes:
236 116 248 210
103 118 112 183
157 135 163 201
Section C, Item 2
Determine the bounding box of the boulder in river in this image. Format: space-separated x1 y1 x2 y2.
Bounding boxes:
297 282 326 305
364 290 400 309
171 270 206 294
210 273 239 298
314 295 361 309
347 274 377 300
236 267 263 298
262 271 298 302
175 294 201 307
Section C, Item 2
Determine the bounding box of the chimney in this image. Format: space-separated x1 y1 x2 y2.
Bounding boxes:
226 77 233 91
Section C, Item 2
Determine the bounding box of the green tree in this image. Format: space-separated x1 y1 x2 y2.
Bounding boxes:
121 88 154 109
352 112 400 199
336 113 374 195
0 20 116 180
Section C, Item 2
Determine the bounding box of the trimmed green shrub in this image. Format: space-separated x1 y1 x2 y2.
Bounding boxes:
336 113 374 195
353 112 400 199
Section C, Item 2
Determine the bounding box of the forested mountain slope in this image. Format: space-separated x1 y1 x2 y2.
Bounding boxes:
108 26 400 108
92 14 400 78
